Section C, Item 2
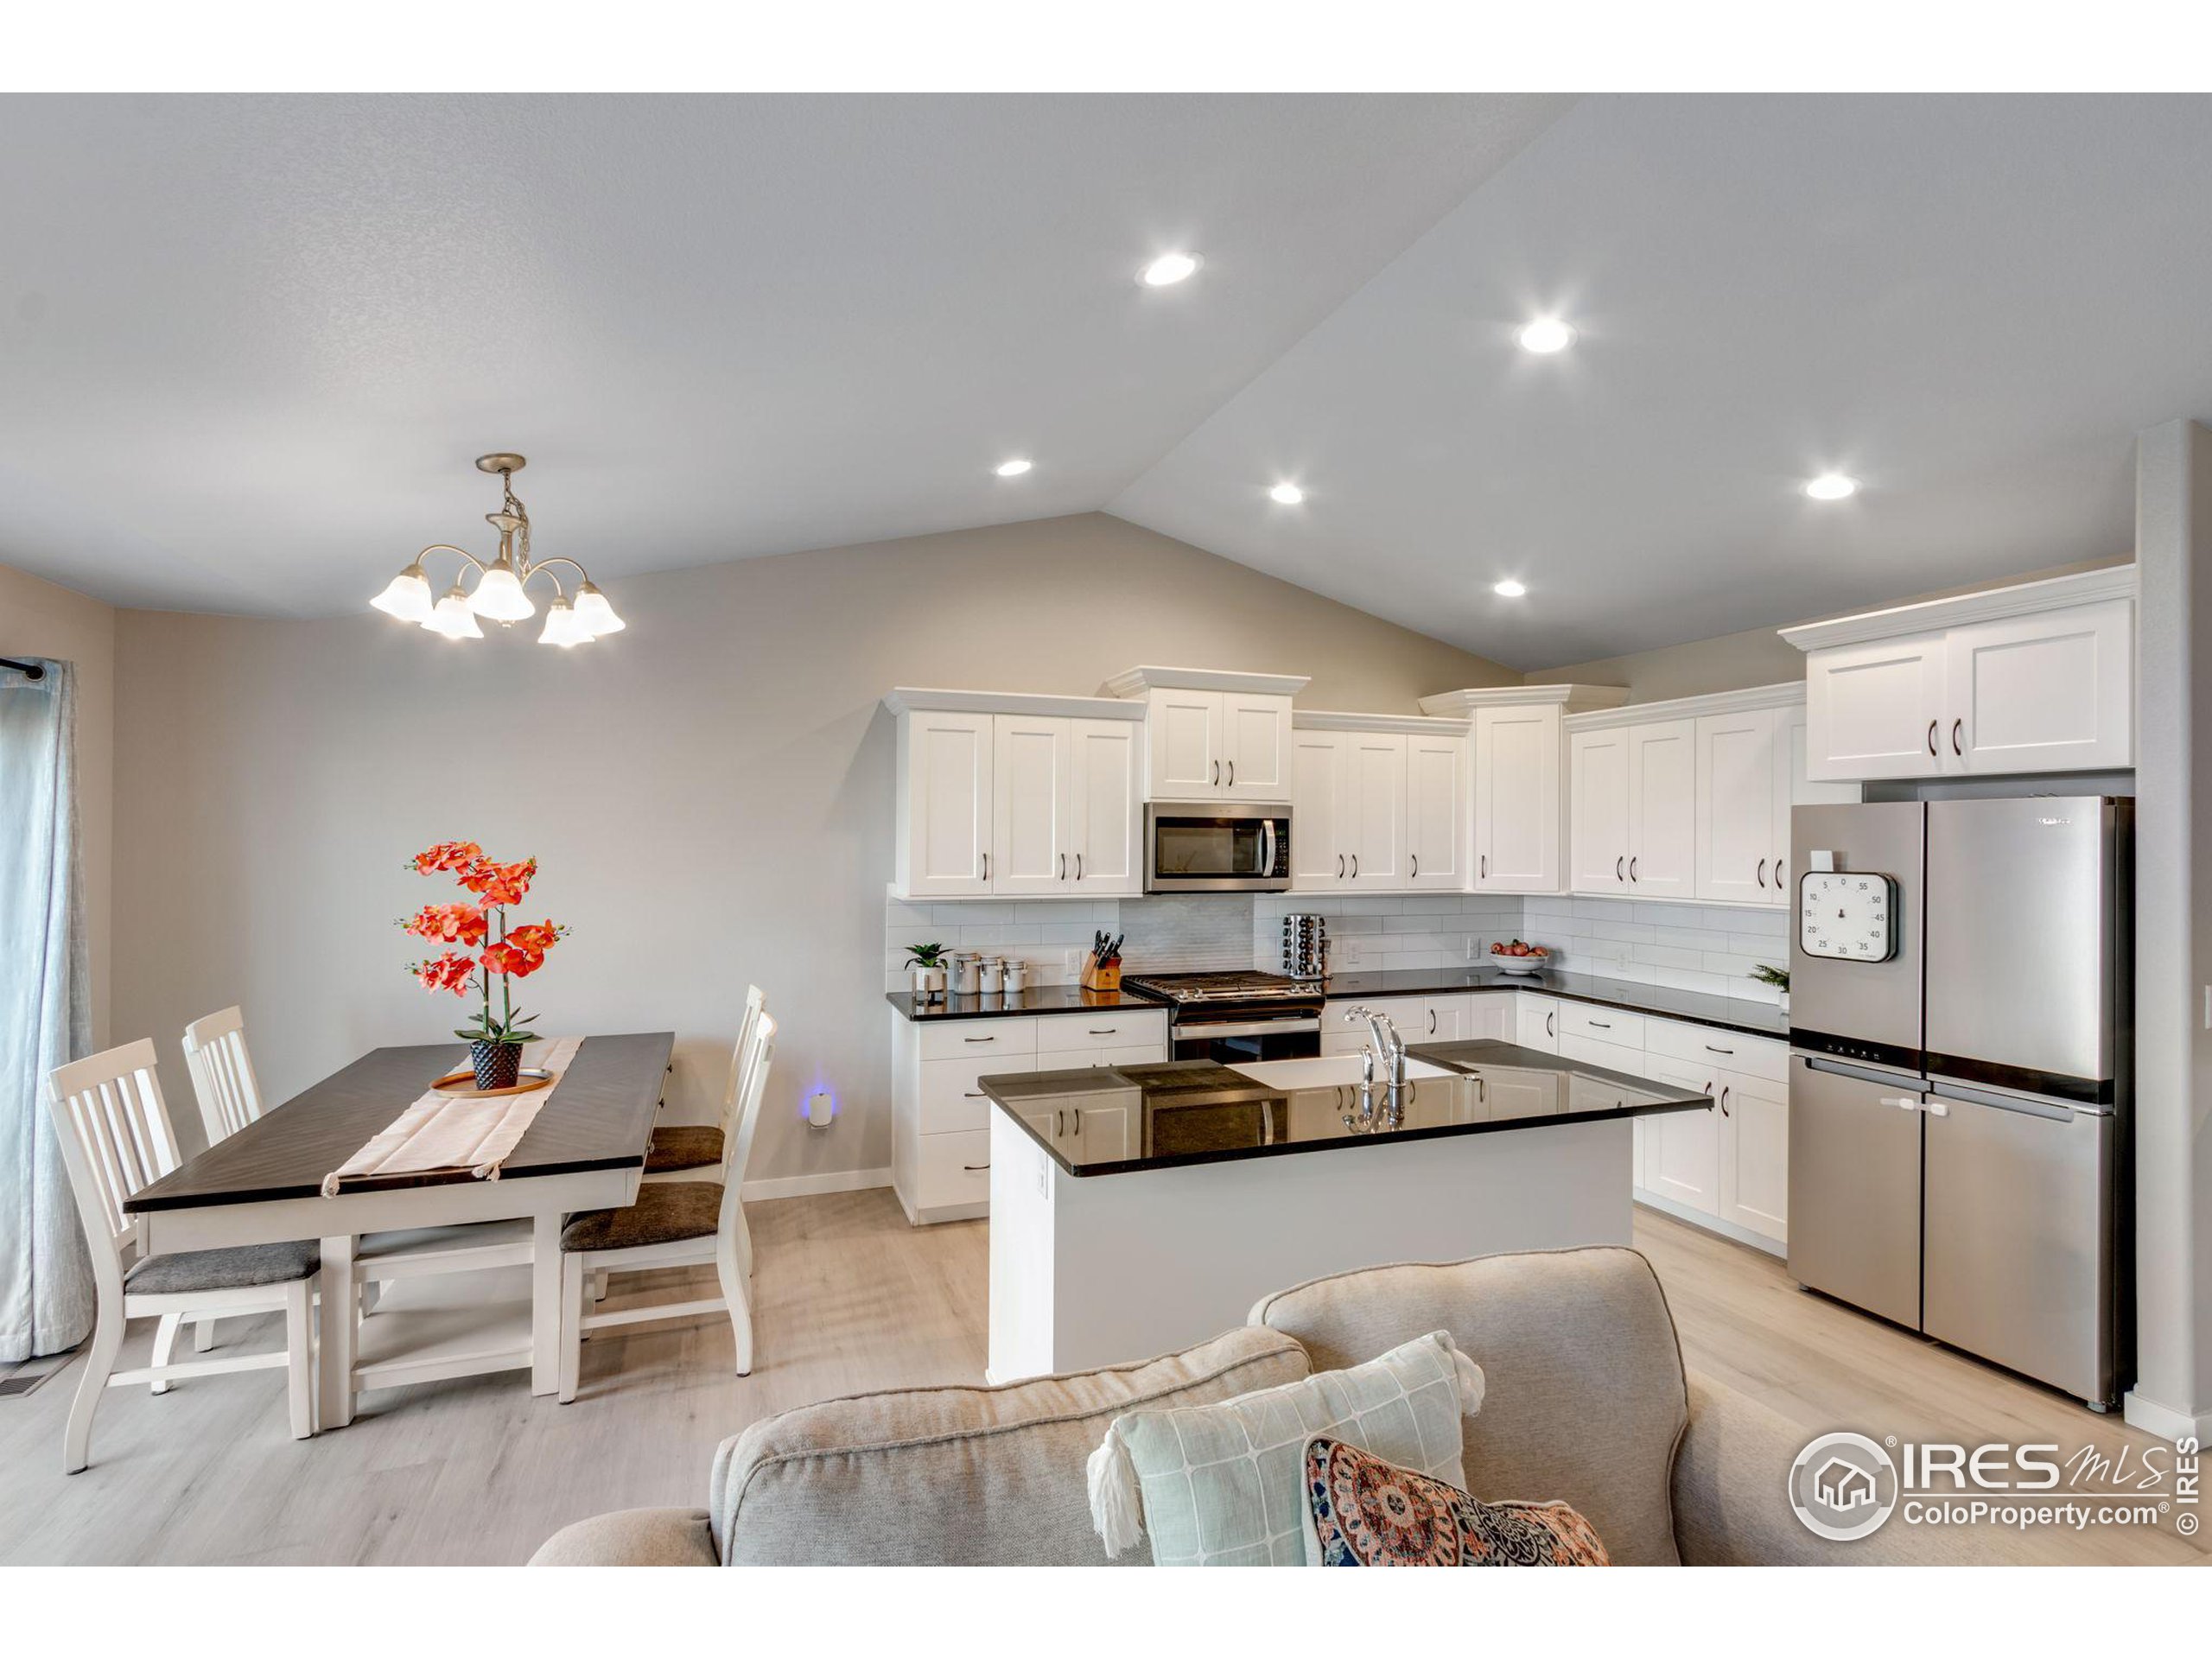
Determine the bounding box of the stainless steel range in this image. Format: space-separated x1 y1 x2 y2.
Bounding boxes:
1122 970 1326 1064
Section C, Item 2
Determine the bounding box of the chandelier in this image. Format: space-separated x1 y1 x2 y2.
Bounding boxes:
370 454 625 646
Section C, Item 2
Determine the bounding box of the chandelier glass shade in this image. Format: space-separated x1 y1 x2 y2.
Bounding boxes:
372 455 623 644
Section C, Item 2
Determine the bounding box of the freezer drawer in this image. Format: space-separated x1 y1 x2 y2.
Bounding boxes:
1923 1086 2115 1405
1786 1055 1923 1329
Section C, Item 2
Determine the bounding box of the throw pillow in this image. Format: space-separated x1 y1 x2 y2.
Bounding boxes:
1088 1329 1484 1565
1301 1434 1610 1567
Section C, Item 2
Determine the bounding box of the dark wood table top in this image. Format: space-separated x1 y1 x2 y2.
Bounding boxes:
126 1031 676 1212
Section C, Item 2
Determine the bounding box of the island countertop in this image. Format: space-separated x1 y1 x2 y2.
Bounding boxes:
978 1040 1712 1178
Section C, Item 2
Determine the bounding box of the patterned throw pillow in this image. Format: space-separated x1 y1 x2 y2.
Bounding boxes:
1089 1330 1484 1566
1301 1435 1610 1567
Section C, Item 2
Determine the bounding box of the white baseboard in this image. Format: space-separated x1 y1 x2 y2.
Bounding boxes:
740 1166 893 1203
2123 1389 2212 1446
1632 1190 1785 1258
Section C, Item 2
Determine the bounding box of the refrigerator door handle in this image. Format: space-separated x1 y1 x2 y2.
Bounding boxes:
1929 1080 2092 1122
1802 1053 1928 1091
1923 1097 1949 1117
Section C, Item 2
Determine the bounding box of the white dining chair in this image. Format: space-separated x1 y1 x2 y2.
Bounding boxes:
44 1039 316 1471
641 983 766 1185
181 1004 264 1148
557 1012 776 1400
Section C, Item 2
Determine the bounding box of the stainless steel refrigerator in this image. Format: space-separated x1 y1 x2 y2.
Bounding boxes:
1787 797 2132 1408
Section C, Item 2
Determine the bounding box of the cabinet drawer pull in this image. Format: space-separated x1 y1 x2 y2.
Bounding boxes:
1086 1027 1118 1035
1927 719 1939 757
1951 718 1963 757
1756 858 1767 888
963 1090 985 1098
963 1162 990 1173
963 1036 996 1044
1704 1043 1734 1055
1588 1020 1611 1029
1629 856 1638 882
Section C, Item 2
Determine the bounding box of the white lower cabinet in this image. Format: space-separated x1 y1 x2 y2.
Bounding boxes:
1637 1057 1723 1213
1417 992 1514 1043
892 1010 1166 1224
1717 1069 1789 1238
1515 994 1560 1052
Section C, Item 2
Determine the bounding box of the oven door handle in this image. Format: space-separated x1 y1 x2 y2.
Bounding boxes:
1175 1018 1322 1039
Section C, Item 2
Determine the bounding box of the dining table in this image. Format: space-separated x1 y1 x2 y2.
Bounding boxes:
124 1030 674 1431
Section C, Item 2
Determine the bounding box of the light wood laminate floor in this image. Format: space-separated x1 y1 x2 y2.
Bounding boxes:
0 1192 2195 1565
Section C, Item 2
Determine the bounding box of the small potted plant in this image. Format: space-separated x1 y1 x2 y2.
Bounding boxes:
402 840 569 1090
1749 963 1789 1014
906 942 949 1003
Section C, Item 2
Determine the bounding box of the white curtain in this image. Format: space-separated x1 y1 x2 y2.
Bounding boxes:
0 658 93 1361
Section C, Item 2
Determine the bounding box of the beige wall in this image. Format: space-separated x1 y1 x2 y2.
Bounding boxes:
0 562 116 1046
111 512 1515 1179
1524 555 2135 702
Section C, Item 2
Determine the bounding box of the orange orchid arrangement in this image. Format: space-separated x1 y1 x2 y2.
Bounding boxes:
401 842 569 1050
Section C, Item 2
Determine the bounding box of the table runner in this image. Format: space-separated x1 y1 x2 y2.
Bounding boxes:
320 1035 586 1197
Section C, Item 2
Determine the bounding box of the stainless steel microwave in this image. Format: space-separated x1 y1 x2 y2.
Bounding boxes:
1143 801 1293 893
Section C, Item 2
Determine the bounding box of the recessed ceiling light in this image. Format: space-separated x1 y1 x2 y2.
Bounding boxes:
1804 473 1859 501
1516 317 1575 354
1268 482 1305 505
994 458 1033 478
1493 579 1528 598
1139 251 1201 288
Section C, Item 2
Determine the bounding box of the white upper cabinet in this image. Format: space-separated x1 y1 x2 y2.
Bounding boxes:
886 691 1143 900
1694 708 1779 906
1783 568 2136 781
1102 668 1309 801
992 714 1072 895
1289 728 1351 891
894 708 994 899
1568 684 1851 907
1625 720 1696 899
1343 731 1408 889
1403 731 1468 889
1068 718 1142 894
1423 686 1629 896
1567 727 1632 893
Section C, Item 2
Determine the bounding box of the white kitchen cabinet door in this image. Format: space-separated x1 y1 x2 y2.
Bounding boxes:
1288 729 1349 891
1626 719 1697 899
1638 1057 1721 1216
1071 1097 1140 1164
1568 728 1631 893
1946 598 2134 774
1344 731 1408 890
1717 1069 1789 1241
1772 702 1859 899
1516 995 1560 1052
1478 1067 1564 1121
1221 693 1293 799
1068 718 1141 894
1421 995 1471 1041
1694 709 1778 906
1403 733 1468 890
1802 630 1949 780
1472 704 1561 893
1147 688 1224 798
900 710 995 898
991 715 1071 895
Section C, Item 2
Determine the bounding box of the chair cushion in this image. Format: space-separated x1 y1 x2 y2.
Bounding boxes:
125 1240 320 1295
1301 1436 1610 1567
560 1180 722 1253
645 1125 723 1173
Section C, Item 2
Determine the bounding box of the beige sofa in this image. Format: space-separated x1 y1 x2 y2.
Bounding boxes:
531 1246 2012 1566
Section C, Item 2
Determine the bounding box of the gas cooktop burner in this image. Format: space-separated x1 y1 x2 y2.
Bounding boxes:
1122 970 1322 1004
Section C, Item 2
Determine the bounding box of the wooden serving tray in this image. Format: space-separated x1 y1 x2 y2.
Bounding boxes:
429 1069 556 1100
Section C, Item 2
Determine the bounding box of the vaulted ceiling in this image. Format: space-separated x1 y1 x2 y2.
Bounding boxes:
3 93 2208 667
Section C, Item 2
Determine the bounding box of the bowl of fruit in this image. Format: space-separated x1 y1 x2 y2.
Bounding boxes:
1489 940 1551 976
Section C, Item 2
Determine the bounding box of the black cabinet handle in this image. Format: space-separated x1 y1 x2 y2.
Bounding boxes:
1616 855 1624 881
981 852 989 880
1350 854 1358 878
964 1036 995 1044
1629 857 1639 882
1480 855 1488 879
1338 854 1345 878
1226 760 1235 787
963 1162 990 1173
1059 852 1066 880
1927 719 1939 757
1212 760 1220 785
1546 1011 1555 1038
1076 852 1084 880
1705 1043 1734 1055
1951 718 1963 757
1410 853 1418 878
1757 858 1767 888
1589 1020 1611 1029
963 1090 985 1098
1720 1086 1732 1118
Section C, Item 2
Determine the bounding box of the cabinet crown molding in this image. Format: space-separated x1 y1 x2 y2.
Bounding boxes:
1100 664 1312 698
883 687 1147 721
1293 709 1470 735
1561 681 1807 734
1418 683 1631 716
1777 565 2138 654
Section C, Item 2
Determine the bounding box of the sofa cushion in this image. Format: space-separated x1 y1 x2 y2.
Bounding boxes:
1092 1330 1482 1565
709 1325 1311 1565
1250 1246 1688 1566
1302 1436 1611 1567
125 1240 320 1295
527 1507 717 1567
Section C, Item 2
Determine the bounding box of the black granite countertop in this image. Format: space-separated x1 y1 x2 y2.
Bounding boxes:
1315 966 1791 1041
884 985 1171 1022
979 1041 1711 1177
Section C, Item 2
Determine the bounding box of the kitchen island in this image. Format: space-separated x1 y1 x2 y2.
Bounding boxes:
978 1041 1712 1382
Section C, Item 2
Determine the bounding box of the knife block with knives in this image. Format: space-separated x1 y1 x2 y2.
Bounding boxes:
1081 930 1124 992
